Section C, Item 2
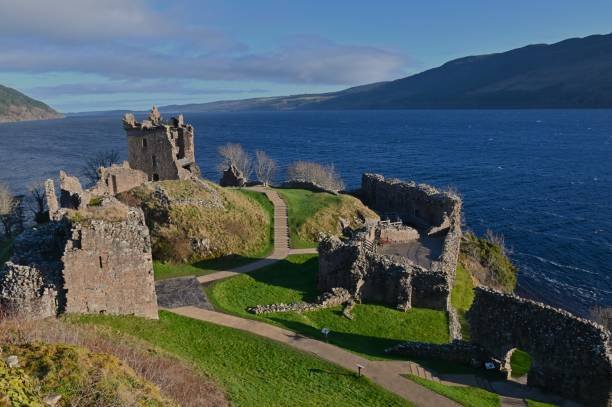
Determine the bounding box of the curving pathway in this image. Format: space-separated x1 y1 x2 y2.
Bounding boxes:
197 187 316 284
168 187 565 407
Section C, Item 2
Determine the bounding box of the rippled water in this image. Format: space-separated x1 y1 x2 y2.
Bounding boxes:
1 109 610 315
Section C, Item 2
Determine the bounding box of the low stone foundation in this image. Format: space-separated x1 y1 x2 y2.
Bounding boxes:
247 287 352 315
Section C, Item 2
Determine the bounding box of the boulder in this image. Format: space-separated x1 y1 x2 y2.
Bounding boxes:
220 165 246 187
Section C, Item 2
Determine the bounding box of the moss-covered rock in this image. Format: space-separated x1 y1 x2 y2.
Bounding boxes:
459 232 517 293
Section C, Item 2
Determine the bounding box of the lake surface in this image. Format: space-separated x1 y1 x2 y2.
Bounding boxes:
0 110 611 315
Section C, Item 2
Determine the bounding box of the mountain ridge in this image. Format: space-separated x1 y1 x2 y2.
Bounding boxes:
0 85 64 123
158 33 612 112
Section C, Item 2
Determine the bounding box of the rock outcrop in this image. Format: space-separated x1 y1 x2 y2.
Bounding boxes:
219 165 246 187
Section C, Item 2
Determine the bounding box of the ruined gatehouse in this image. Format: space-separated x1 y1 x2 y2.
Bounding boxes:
318 174 462 313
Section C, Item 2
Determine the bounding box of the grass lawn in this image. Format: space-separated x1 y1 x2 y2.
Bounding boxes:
527 401 557 407
451 263 475 340
510 349 532 377
406 374 500 407
275 188 377 248
79 311 414 407
153 189 274 280
208 254 450 359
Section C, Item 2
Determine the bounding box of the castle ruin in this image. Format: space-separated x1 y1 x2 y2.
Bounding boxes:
123 106 199 182
0 107 200 320
318 174 462 316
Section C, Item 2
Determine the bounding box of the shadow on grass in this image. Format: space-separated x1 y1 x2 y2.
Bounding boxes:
266 315 406 359
155 254 264 280
245 256 320 302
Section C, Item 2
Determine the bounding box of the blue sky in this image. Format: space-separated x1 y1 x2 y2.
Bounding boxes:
0 0 610 112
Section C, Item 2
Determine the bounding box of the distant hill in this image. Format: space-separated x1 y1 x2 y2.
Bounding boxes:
0 85 63 123
160 33 612 112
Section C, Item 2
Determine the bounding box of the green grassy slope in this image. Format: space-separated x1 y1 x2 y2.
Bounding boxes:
208 254 449 358
81 312 414 407
275 189 378 248
0 84 63 123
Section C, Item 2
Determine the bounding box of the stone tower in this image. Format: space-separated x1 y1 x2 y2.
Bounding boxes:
123 106 200 181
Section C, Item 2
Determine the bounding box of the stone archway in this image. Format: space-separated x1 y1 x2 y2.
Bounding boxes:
467 287 612 407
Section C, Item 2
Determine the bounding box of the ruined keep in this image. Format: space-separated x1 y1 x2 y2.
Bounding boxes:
0 175 158 320
318 174 462 317
123 106 200 182
468 287 612 407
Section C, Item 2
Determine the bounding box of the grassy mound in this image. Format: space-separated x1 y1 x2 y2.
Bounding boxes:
1 342 175 406
460 232 517 293
81 312 414 407
275 189 379 248
120 180 273 265
208 254 449 358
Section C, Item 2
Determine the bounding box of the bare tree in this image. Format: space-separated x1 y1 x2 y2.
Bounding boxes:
0 183 16 238
81 149 120 186
217 143 252 179
255 150 277 186
27 181 48 223
286 161 345 191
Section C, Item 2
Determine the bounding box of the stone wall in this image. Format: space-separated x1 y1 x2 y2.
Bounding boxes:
361 173 461 232
124 107 199 182
317 235 449 311
468 287 612 407
0 198 158 320
386 340 493 367
91 162 148 196
61 206 158 318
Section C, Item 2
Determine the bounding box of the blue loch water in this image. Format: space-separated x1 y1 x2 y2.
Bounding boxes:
0 109 611 315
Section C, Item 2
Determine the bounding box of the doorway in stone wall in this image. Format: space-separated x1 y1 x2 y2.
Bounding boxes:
504 348 532 384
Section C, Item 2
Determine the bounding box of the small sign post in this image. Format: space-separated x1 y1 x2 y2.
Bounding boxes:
356 364 364 377
321 327 330 341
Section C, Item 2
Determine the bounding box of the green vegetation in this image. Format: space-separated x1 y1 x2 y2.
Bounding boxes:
451 263 475 340
208 254 449 358
0 239 13 264
275 189 378 248
460 232 517 293
121 180 273 274
153 188 274 280
510 349 532 377
1 342 174 406
88 196 103 206
80 311 414 407
406 374 500 407
527 401 557 407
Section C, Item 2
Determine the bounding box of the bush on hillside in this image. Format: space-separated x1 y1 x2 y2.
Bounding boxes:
459 231 517 293
286 161 345 192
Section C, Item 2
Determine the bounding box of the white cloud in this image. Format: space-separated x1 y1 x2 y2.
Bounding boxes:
0 2 408 91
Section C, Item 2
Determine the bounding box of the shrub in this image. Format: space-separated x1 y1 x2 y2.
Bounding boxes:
286 161 345 191
255 150 277 186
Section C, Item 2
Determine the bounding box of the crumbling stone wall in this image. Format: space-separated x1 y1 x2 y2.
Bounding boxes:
60 206 158 318
124 107 199 182
386 340 492 367
0 182 158 320
90 162 148 196
468 287 612 407
317 235 449 311
361 173 461 233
